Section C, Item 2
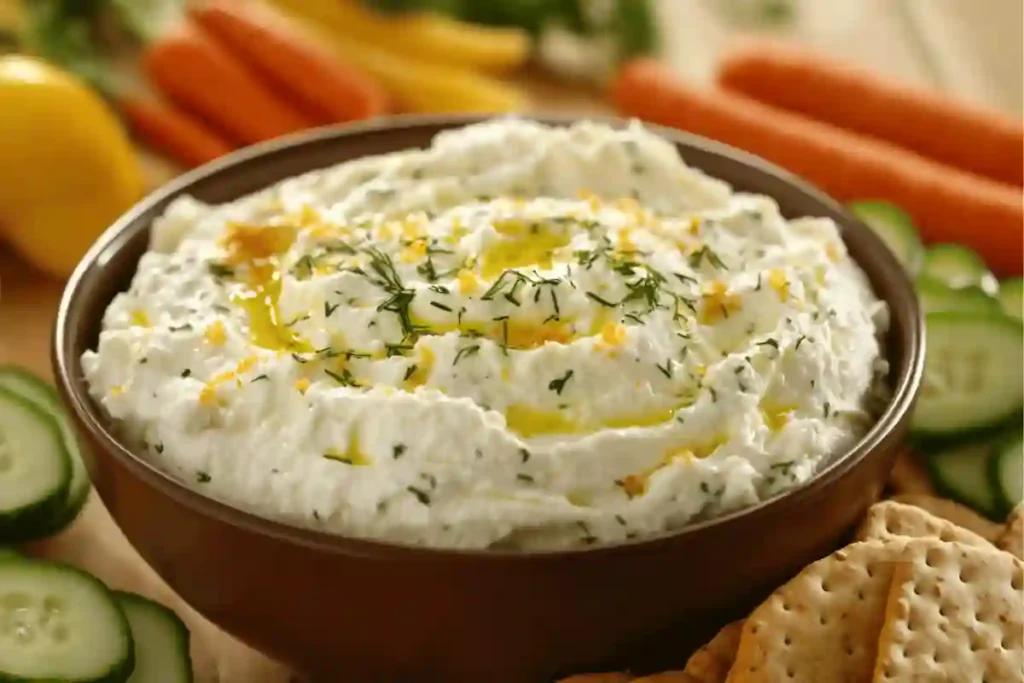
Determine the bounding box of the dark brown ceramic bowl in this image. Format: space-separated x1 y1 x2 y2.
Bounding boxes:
53 115 924 682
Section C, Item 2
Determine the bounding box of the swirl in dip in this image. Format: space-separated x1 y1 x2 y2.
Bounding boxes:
83 120 888 550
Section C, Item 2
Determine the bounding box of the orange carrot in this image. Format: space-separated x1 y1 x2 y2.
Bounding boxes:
717 40 1024 187
188 0 389 124
611 59 1024 276
143 21 311 146
119 96 234 168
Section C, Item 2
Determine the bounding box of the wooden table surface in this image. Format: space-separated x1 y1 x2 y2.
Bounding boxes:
0 2 1019 680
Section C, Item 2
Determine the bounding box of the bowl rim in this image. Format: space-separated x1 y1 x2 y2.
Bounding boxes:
53 113 925 561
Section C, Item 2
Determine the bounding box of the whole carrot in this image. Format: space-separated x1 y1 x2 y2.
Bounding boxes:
143 21 311 146
717 40 1024 187
119 96 234 168
189 0 389 124
611 60 1023 276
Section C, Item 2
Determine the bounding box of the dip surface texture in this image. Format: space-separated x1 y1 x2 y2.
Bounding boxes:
83 120 888 549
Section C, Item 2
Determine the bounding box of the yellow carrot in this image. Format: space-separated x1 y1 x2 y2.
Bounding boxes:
282 14 528 114
267 0 530 73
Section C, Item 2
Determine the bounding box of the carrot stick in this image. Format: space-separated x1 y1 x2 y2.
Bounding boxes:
189 0 389 124
717 40 1024 187
611 59 1024 276
143 21 311 146
119 96 234 168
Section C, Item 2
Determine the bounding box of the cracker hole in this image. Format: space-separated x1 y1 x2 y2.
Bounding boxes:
1011 572 1022 591
819 615 828 626
784 635 791 646
786 667 795 678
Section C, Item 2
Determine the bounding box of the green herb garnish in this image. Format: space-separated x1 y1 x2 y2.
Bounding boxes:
585 291 617 307
407 486 431 506
325 368 360 387
453 344 481 366
208 263 234 278
689 246 727 270
548 369 574 395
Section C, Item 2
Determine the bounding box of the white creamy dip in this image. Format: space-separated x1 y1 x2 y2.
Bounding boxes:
83 120 889 549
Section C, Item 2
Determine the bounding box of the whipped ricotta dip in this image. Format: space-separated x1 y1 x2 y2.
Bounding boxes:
83 119 889 550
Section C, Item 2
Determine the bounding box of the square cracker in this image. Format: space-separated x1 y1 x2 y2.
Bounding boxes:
873 542 1024 682
857 501 993 548
996 502 1023 560
726 539 919 682
677 621 744 683
889 494 1003 542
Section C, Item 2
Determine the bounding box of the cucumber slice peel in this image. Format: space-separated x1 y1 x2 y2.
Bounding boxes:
926 439 1002 519
0 366 91 537
915 276 1001 315
0 558 134 682
912 313 1024 437
990 435 1023 516
0 387 71 543
998 277 1023 321
921 244 999 294
849 200 924 274
114 592 193 683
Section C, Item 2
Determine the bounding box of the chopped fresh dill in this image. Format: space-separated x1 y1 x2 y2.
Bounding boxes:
548 369 574 395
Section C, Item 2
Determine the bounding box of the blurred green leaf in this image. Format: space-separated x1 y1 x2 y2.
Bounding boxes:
356 0 660 76
361 0 463 15
454 0 552 35
616 0 659 58
22 0 114 94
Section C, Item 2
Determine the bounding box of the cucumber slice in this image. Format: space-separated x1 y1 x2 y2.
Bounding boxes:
0 387 71 543
0 558 134 682
998 277 1023 321
915 276 1001 315
921 244 999 295
912 312 1024 437
926 439 1002 519
114 593 192 683
990 435 1023 516
849 201 924 274
0 366 91 537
